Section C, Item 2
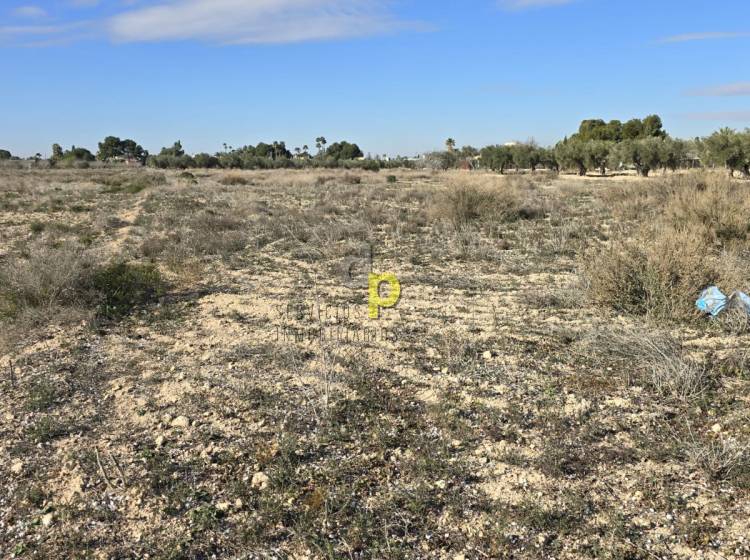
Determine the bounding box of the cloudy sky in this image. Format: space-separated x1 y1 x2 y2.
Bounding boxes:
2 0 749 156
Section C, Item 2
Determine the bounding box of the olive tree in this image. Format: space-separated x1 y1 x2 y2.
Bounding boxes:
555 139 587 176
615 138 663 177
702 128 746 177
584 140 613 176
480 145 513 174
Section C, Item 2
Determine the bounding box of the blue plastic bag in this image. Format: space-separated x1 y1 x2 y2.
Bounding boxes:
696 286 750 317
696 286 727 317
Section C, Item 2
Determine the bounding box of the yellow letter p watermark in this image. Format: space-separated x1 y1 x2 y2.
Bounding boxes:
368 273 401 319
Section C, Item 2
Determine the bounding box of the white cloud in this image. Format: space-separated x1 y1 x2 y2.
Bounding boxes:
107 0 417 44
12 5 47 18
659 31 750 43
498 0 575 10
687 83 750 97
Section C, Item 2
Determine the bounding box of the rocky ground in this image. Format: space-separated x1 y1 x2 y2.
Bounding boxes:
0 167 748 559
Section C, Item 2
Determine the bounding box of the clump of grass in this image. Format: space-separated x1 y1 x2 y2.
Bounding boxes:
430 178 547 227
386 175 397 184
686 435 750 482
580 326 710 401
219 174 249 186
342 173 362 185
101 173 166 194
0 243 95 313
92 261 164 319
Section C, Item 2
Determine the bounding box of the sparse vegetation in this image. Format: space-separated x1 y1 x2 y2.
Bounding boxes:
1 166 749 558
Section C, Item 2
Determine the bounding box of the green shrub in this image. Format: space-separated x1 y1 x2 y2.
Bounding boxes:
101 173 166 194
387 175 398 184
93 262 164 319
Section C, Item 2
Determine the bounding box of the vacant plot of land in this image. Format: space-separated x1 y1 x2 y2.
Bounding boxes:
0 167 748 559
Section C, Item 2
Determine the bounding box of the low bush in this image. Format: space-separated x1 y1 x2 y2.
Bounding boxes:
92 262 164 319
580 326 710 401
0 243 95 313
584 173 750 322
0 244 165 321
219 175 250 186
101 173 166 194
430 178 547 227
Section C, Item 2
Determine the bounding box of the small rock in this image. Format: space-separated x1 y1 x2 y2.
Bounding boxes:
711 423 723 434
251 472 270 491
41 513 54 527
482 351 493 360
10 460 23 475
155 435 166 448
435 480 447 490
216 501 231 512
171 416 190 428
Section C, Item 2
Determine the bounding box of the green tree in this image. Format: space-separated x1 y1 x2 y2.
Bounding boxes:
702 128 746 177
642 114 667 138
193 153 220 168
622 119 644 140
480 145 513 174
97 136 147 164
0 149 11 160
445 138 456 153
159 141 185 158
585 140 614 176
51 144 64 161
511 143 542 173
555 139 588 176
658 137 689 173
325 141 364 161
615 138 663 177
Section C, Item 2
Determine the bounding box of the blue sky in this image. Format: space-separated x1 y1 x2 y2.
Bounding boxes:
2 0 749 157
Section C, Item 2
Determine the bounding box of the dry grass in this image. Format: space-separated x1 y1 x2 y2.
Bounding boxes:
585 173 750 322
579 325 710 401
1 168 750 559
0 242 95 313
430 176 549 227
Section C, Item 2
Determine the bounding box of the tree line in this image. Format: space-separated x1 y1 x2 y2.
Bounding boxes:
2 118 750 176
0 136 409 171
475 116 750 177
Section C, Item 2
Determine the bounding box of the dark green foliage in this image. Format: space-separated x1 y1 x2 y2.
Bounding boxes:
51 145 96 163
193 153 220 168
480 145 513 173
97 136 148 164
0 149 12 160
324 141 364 161
555 139 588 175
92 262 164 319
701 128 749 176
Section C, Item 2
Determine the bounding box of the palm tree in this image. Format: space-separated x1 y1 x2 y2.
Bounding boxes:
445 138 456 153
316 136 327 155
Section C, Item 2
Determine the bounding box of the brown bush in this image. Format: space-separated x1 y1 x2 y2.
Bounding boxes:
219 174 250 186
430 177 548 227
0 243 95 312
584 173 750 322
